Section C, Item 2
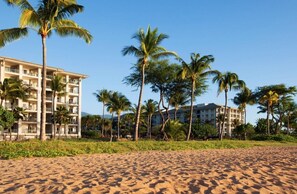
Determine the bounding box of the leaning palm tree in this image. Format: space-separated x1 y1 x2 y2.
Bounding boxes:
212 71 246 140
122 26 177 141
179 53 215 141
51 75 66 139
233 87 255 124
143 99 158 138
1 0 92 141
93 89 111 137
106 91 131 139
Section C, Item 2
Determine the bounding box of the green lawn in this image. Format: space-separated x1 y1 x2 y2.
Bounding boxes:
0 139 296 159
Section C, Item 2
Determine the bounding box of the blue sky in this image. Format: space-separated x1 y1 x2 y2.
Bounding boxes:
1 0 297 124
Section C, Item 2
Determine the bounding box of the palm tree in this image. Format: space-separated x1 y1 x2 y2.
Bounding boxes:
1 0 92 141
143 99 158 138
54 106 70 138
212 71 246 140
259 90 279 135
180 53 215 141
169 91 189 121
106 91 131 139
233 87 255 124
93 89 111 137
51 75 66 139
122 26 177 141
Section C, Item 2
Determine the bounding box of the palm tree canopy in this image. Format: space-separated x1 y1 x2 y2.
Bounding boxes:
54 106 70 125
233 87 255 110
93 89 111 105
180 53 215 83
122 26 177 64
0 0 92 48
106 92 131 116
212 71 246 95
51 75 66 94
143 99 158 116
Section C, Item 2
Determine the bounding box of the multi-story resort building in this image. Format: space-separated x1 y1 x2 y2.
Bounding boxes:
152 103 244 137
0 57 86 139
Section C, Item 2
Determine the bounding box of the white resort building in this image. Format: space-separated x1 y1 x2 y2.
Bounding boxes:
0 57 86 140
152 103 244 137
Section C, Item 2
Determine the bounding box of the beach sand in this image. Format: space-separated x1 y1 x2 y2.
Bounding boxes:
0 146 296 194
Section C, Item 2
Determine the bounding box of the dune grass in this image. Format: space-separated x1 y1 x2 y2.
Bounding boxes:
0 139 296 159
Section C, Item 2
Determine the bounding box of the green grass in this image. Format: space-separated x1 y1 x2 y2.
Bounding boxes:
0 139 296 159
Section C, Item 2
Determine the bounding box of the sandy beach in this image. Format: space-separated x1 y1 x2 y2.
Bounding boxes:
0 146 296 194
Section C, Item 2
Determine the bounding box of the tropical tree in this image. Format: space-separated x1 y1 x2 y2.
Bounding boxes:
12 107 26 140
255 84 297 134
54 106 70 138
212 71 246 140
233 87 255 124
122 26 177 141
51 75 66 139
143 99 158 138
259 90 279 135
0 78 30 108
169 92 189 121
93 89 111 137
1 0 92 141
0 106 15 140
106 91 131 139
180 53 215 141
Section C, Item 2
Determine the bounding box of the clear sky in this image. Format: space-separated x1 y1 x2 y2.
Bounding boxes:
1 0 297 124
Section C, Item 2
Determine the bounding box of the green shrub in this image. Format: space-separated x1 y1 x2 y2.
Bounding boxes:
81 130 101 139
192 121 218 140
165 121 187 141
251 134 297 142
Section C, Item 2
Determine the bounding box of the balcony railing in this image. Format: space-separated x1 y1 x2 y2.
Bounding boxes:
46 107 52 111
23 117 37 122
46 75 53 79
69 89 79 94
5 67 19 73
23 71 38 77
69 79 79 84
46 97 52 101
69 99 78 104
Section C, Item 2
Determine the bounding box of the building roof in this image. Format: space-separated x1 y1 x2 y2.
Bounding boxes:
0 56 88 78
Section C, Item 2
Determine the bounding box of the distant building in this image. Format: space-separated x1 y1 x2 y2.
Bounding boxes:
0 57 87 139
151 103 244 136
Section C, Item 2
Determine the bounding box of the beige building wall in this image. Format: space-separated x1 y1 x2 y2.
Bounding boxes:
0 57 86 140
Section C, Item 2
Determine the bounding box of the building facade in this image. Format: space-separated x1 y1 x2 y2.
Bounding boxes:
0 57 86 139
152 103 244 137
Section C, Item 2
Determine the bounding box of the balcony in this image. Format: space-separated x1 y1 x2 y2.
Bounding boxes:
69 99 78 104
46 107 52 112
23 117 37 122
69 79 79 85
23 70 38 77
5 67 19 73
69 89 79 94
46 75 53 79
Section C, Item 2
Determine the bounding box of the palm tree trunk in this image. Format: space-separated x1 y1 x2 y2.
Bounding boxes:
187 80 195 141
53 92 57 139
221 90 228 141
174 108 177 121
147 115 150 137
267 105 270 135
134 63 145 141
244 108 247 125
149 115 152 139
117 114 120 139
110 113 113 142
102 102 105 137
40 35 47 141
287 114 290 134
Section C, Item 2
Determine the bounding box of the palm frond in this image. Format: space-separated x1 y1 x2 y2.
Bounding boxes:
19 8 40 28
0 28 28 48
55 23 92 43
56 4 84 20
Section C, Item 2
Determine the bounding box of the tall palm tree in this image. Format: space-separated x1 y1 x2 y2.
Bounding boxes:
1 0 92 141
180 53 215 141
233 87 255 124
51 75 66 139
122 26 177 141
143 99 158 138
169 91 189 121
93 89 111 137
106 91 131 139
259 90 279 135
212 71 246 140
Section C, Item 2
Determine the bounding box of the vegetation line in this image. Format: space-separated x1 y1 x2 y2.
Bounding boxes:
0 140 296 160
